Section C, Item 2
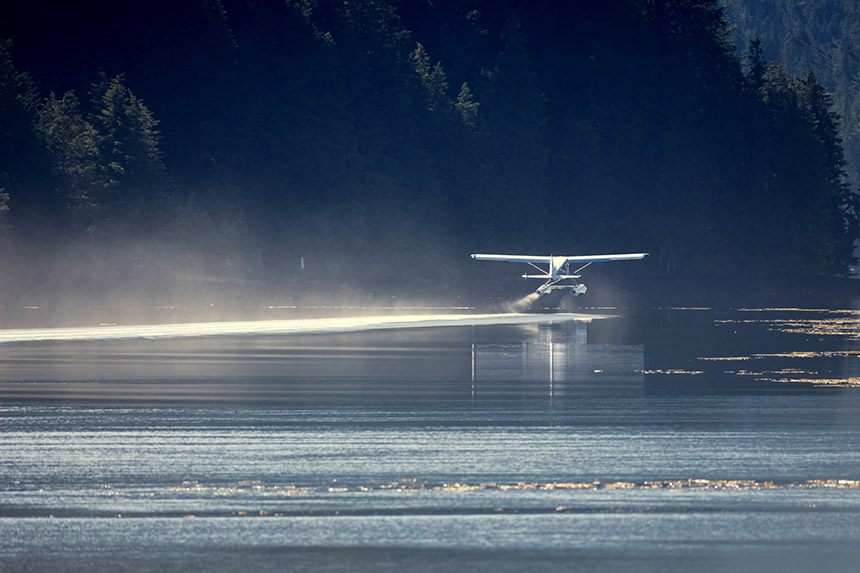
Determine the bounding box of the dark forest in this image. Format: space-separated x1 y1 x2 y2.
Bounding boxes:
1 0 857 305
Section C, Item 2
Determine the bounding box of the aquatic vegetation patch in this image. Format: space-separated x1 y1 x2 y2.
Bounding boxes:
718 309 860 339
700 350 860 361
737 308 837 313
757 377 860 388
638 369 705 375
155 477 860 499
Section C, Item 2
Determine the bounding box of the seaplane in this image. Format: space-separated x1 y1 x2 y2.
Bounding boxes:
471 252 648 297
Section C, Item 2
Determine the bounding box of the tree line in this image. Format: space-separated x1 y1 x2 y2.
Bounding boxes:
0 0 857 303
730 0 860 188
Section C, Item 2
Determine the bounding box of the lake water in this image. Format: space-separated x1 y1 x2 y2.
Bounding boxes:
1 306 860 572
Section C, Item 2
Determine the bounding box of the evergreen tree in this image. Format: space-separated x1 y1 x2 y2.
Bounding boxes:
411 42 451 113
87 73 165 226
455 82 479 127
35 90 100 229
745 37 768 94
795 70 857 272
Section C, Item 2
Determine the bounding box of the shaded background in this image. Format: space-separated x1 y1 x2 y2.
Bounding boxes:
1 0 858 308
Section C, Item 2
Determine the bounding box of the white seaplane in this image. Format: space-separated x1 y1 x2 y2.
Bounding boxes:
471 252 649 297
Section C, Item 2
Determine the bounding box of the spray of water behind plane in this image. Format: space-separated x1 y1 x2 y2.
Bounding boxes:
503 292 541 313
0 311 605 344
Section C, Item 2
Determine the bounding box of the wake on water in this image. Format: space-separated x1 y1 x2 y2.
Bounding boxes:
0 312 602 344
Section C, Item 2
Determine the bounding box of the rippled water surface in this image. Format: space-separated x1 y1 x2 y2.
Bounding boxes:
2 308 860 572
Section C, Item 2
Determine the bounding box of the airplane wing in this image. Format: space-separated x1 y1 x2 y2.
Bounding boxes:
560 253 649 264
471 253 648 264
471 254 552 263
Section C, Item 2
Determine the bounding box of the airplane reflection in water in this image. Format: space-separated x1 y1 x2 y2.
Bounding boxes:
469 321 644 398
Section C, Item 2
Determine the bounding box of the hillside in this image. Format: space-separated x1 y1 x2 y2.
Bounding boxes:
0 0 856 305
